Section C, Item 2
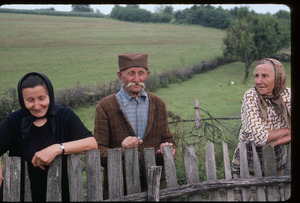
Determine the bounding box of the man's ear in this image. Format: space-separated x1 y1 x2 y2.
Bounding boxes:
117 71 122 80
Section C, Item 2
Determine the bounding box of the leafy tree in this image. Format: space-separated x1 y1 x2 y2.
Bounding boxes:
110 5 151 22
163 6 173 15
71 4 93 12
223 7 289 80
173 4 234 29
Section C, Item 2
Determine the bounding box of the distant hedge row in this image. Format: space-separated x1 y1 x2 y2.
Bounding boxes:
0 57 233 123
0 8 105 18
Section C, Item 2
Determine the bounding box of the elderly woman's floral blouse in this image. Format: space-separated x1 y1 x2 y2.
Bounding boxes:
239 87 291 147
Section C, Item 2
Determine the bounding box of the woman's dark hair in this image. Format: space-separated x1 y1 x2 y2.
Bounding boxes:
21 74 47 90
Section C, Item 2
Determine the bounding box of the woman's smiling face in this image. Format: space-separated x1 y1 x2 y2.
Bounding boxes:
254 62 275 96
22 85 50 118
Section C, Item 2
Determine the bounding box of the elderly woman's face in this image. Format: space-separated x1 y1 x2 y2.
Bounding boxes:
254 62 275 96
22 85 50 118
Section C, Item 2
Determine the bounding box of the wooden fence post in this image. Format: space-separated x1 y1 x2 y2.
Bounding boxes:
284 142 291 200
24 161 32 202
206 142 221 201
163 145 178 201
46 155 62 201
144 147 156 178
85 150 103 201
194 99 203 159
163 145 178 189
3 156 21 202
182 144 202 201
238 142 253 201
251 143 266 201
107 148 124 199
222 142 234 201
262 143 281 201
67 154 84 201
147 166 162 201
124 148 141 194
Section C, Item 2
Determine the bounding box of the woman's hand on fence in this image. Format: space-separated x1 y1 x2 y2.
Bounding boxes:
156 142 176 156
267 128 291 146
31 144 62 170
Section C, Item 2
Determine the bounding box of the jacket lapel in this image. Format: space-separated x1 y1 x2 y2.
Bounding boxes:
144 93 154 139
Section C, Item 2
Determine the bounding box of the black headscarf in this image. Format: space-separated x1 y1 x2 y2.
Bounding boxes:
17 72 60 139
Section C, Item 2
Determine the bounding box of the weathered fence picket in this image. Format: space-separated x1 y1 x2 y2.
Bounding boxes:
124 148 141 195
24 161 32 202
147 166 162 201
284 142 291 201
107 148 123 199
2 142 291 201
144 147 156 176
46 156 62 202
182 144 202 201
222 142 234 201
239 142 253 201
263 143 281 201
67 154 84 201
206 142 221 201
85 150 103 201
3 156 21 202
252 143 266 201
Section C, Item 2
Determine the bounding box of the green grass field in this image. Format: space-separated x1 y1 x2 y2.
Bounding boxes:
0 13 225 94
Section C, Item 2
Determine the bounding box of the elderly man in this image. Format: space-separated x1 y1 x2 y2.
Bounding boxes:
94 53 176 198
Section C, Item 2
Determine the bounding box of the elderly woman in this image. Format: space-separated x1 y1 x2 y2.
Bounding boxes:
232 58 291 200
0 72 98 201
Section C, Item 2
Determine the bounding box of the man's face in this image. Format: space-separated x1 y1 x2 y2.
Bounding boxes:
118 67 150 97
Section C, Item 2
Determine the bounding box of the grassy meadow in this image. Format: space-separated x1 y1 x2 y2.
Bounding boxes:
0 13 225 94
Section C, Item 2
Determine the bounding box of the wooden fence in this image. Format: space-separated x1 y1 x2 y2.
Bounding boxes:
2 141 291 201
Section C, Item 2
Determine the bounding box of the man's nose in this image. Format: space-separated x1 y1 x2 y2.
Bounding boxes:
133 73 141 82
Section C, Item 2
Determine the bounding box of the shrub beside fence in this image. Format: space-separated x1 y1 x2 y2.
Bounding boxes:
3 141 291 201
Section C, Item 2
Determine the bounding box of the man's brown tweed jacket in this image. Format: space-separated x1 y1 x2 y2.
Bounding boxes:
94 92 176 194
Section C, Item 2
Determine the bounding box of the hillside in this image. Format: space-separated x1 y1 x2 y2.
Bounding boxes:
0 13 225 94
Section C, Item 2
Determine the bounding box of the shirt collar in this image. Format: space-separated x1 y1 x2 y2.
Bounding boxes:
119 85 148 106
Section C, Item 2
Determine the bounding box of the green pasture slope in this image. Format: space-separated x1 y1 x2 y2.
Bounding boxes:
0 13 224 93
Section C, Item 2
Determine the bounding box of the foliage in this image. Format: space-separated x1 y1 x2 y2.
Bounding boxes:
110 5 152 23
173 4 234 29
71 4 93 13
110 5 173 23
0 88 19 124
223 7 290 80
0 8 104 17
151 13 172 23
